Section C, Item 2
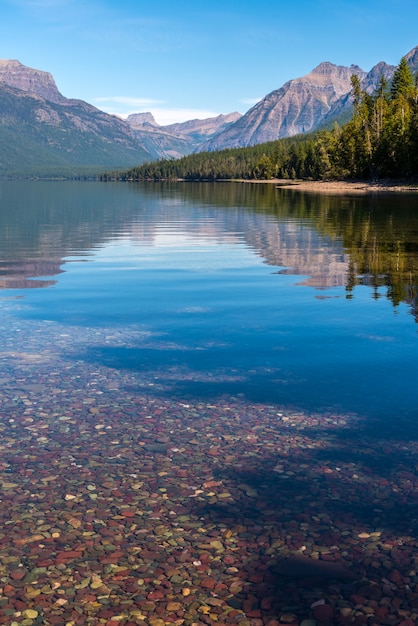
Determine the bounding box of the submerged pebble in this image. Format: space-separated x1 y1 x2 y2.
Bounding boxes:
0 315 417 624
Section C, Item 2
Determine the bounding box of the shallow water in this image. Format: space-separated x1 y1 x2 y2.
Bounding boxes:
1 180 418 624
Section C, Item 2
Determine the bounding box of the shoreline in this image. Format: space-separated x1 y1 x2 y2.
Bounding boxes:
237 178 418 194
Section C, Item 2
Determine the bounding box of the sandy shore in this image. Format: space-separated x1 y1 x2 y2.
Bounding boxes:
239 178 418 193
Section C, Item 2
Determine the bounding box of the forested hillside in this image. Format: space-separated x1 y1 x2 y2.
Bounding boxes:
0 65 151 177
111 58 418 183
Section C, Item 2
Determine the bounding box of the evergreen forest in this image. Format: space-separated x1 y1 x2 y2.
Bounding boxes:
109 58 418 183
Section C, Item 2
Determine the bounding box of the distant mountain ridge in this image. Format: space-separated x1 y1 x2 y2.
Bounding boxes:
0 60 242 170
0 60 152 175
125 112 241 159
198 57 399 152
0 47 417 175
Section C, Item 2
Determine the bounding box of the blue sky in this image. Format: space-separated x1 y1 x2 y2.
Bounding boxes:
1 0 418 125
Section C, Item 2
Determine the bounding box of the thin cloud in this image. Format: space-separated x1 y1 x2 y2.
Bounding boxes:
94 96 164 107
150 109 221 126
94 98 221 125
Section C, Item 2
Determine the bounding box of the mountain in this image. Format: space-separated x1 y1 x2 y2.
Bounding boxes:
0 60 151 176
406 46 418 73
0 59 67 104
125 111 241 159
198 50 418 152
316 60 395 131
1 47 417 175
127 112 159 128
164 113 242 143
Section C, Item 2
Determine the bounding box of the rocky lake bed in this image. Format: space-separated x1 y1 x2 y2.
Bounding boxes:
1 308 418 626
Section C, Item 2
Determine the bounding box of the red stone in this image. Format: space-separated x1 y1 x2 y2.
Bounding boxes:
100 553 123 564
312 603 334 621
140 550 159 560
97 609 117 618
56 550 83 560
14 600 27 611
36 559 55 567
84 594 98 603
248 572 264 583
350 595 366 605
388 569 403 584
242 599 255 613
9 568 27 580
200 577 216 589
3 585 15 597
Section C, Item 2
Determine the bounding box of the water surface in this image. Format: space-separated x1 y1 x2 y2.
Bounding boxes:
2 180 418 623
1 180 417 427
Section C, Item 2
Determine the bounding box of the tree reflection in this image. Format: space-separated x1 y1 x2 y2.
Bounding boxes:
154 182 418 321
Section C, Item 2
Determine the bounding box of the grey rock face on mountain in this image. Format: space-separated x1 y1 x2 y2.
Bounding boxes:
1 46 417 174
406 45 418 73
126 112 159 128
126 125 193 160
126 112 187 159
199 62 365 151
0 60 151 175
0 59 240 169
164 113 241 141
126 112 242 159
199 49 417 152
0 59 66 104
319 60 395 129
361 61 395 91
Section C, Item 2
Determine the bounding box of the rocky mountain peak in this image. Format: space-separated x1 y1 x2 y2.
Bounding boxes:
126 112 243 160
0 59 65 104
405 45 418 73
1 46 418 173
126 112 159 128
198 49 418 153
307 62 365 89
164 112 242 136
310 62 364 78
311 61 338 75
199 61 368 151
362 61 395 92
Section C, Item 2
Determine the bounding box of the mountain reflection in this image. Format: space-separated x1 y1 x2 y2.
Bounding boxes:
0 180 417 320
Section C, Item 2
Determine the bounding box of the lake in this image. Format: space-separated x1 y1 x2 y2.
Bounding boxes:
2 180 417 423
1 180 418 624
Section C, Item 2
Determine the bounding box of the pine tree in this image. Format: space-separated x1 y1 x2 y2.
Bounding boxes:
390 57 415 99
387 58 417 175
